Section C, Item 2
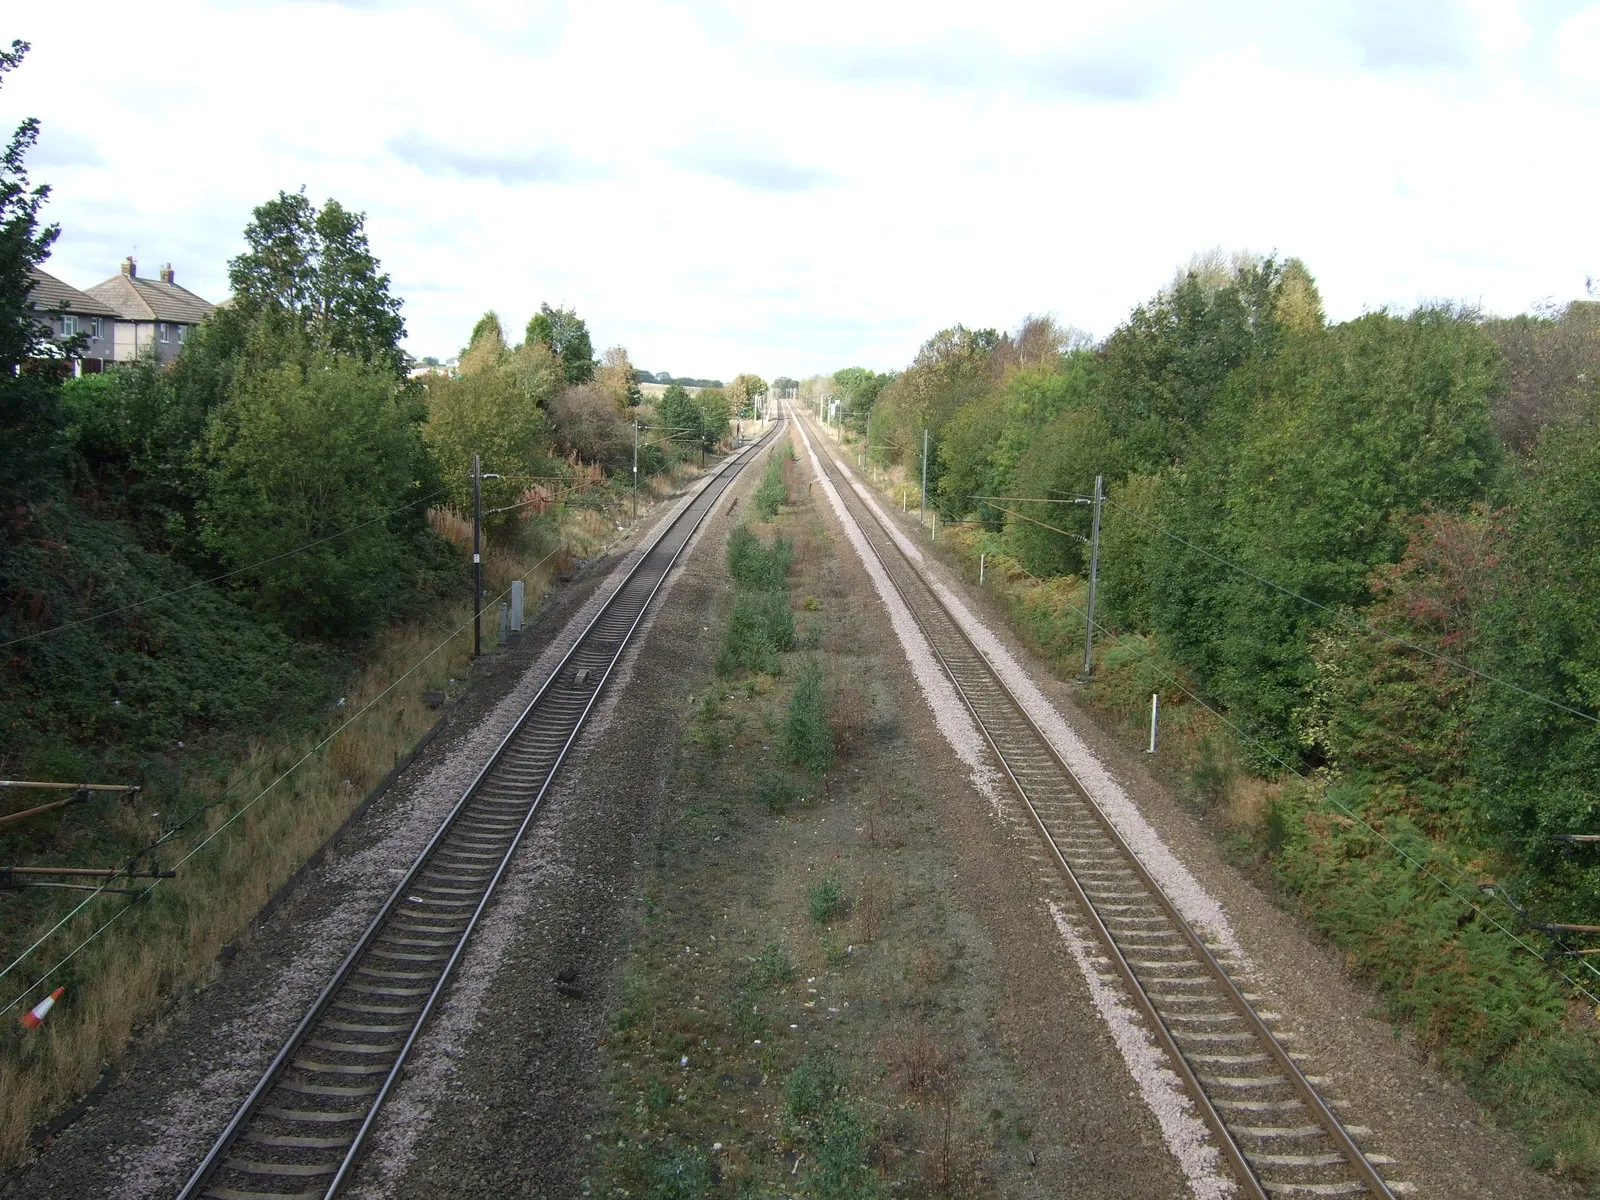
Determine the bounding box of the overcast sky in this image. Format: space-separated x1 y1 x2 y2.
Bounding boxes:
10 1 1600 380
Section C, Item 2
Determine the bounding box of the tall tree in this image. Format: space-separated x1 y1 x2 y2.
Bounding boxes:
0 40 68 522
597 344 642 407
525 303 595 384
227 189 407 376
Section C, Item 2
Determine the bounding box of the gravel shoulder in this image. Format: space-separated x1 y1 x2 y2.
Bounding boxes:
812 422 1578 1200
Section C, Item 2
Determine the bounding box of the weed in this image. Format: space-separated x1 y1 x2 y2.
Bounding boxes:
751 940 796 988
856 876 891 943
808 1101 881 1200
809 876 844 924
885 1027 951 1096
644 1075 672 1112
648 1144 712 1200
779 657 834 776
756 769 804 814
784 1053 842 1122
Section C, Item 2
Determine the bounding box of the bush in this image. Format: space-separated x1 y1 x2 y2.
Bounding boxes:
726 524 793 591
718 592 795 676
647 1144 710 1200
201 356 442 639
808 876 843 923
751 940 796 987
780 657 834 775
784 1053 842 1121
754 451 787 519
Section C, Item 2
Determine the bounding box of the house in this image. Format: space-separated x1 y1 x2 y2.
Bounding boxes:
84 257 216 364
26 267 121 373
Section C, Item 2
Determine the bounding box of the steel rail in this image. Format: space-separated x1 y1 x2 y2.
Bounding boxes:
793 405 1396 1200
178 421 782 1200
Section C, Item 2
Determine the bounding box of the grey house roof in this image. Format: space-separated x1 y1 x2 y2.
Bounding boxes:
86 264 216 325
27 267 120 318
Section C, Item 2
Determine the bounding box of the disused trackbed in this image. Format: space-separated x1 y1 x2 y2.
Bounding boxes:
794 405 1405 1200
176 421 783 1200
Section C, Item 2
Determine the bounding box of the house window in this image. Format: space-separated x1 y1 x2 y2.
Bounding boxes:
177 324 186 343
159 323 169 343
91 317 103 341
62 315 77 337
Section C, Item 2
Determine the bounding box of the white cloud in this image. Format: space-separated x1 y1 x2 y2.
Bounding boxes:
5 0 1597 378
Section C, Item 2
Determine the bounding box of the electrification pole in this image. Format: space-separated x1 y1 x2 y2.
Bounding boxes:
472 453 483 658
920 428 929 526
1080 473 1103 679
632 418 639 519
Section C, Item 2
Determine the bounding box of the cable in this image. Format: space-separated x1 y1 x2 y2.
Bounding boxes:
0 548 564 1016
0 487 449 651
1102 497 1600 728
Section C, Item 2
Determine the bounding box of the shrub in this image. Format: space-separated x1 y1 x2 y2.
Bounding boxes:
784 1053 842 1122
726 524 793 591
647 1144 710 1200
754 451 787 518
808 876 843 923
718 592 795 676
809 1101 880 1200
751 940 796 987
780 657 834 775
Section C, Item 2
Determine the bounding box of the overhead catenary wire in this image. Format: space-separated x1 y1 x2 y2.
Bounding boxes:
0 546 567 1014
0 487 450 652
950 492 1600 1001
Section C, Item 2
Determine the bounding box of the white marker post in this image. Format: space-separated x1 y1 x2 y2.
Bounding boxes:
979 553 985 585
1148 693 1159 754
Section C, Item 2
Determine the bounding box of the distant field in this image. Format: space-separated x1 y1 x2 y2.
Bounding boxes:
637 381 702 398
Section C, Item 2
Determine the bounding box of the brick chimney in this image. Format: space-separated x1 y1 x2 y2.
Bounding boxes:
159 264 174 284
121 257 136 278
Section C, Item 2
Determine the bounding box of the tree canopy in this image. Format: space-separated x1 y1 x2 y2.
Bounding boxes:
526 303 596 384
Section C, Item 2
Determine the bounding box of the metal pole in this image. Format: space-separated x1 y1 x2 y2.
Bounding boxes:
1080 474 1102 679
979 553 985 586
632 419 638 519
1148 693 1159 754
920 428 928 526
472 454 482 658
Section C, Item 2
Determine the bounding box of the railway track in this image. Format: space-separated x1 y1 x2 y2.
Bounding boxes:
177 422 782 1200
793 406 1405 1200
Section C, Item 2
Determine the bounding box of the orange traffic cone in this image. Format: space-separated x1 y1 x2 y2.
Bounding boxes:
21 987 64 1029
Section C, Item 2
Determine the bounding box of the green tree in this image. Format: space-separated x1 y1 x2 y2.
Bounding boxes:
1098 258 1286 472
525 303 595 384
459 310 508 375
226 189 407 377
424 368 554 518
655 382 703 449
201 356 435 638
727 373 768 419
694 386 731 449
1473 407 1600 917
0 40 68 522
1149 308 1502 763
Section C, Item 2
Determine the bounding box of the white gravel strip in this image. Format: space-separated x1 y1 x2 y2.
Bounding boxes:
1046 902 1235 1200
104 468 729 1200
820 425 1249 962
791 417 1007 814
